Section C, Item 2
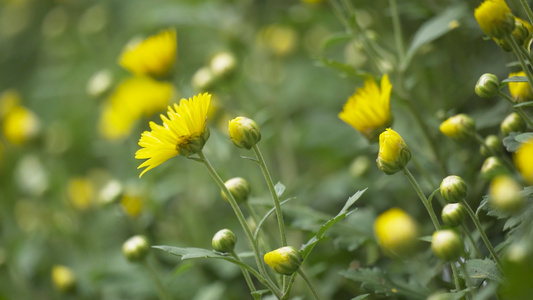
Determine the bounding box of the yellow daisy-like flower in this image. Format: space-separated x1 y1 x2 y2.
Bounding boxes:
119 28 177 77
474 0 515 39
514 138 533 184
508 71 533 103
135 92 211 177
339 74 392 142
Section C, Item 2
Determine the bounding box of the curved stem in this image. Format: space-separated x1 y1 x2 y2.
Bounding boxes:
461 223 483 259
198 151 281 297
497 91 533 128
297 269 321 300
460 199 504 272
142 261 169 300
402 168 441 230
231 251 259 299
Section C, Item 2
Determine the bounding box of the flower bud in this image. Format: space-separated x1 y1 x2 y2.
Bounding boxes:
481 156 508 180
228 117 261 150
512 18 530 46
480 135 502 157
122 235 150 262
501 112 526 136
440 175 467 203
210 52 237 79
509 71 533 103
441 203 466 227
475 73 500 98
431 229 464 261
192 67 215 91
212 229 237 253
490 175 524 214
221 177 251 203
474 0 515 39
376 128 411 175
264 246 303 275
439 114 475 140
52 265 76 294
374 208 418 257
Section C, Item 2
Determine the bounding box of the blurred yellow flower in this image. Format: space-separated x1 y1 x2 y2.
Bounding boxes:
119 28 177 77
439 114 475 140
508 71 533 103
51 265 76 294
2 104 40 145
374 208 418 257
339 74 392 141
0 89 21 117
136 92 211 177
258 24 297 56
98 76 174 140
67 177 94 210
376 128 411 175
474 0 515 38
514 138 533 184
120 194 143 217
490 175 524 214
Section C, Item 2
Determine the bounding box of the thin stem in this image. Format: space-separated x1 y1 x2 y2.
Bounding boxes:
497 91 533 128
142 261 169 300
297 269 322 300
460 199 504 272
520 0 533 25
472 132 515 172
252 145 287 247
402 168 441 230
459 260 474 299
198 151 281 297
389 0 405 64
461 223 483 259
449 263 463 295
231 251 259 299
507 35 533 91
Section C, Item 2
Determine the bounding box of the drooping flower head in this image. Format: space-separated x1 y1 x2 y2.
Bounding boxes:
376 128 411 175
339 74 392 142
514 137 533 184
119 28 177 77
508 71 533 103
135 93 211 177
474 0 515 39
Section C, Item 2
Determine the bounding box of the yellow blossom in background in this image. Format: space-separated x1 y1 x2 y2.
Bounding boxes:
120 194 143 217
0 89 21 117
339 74 392 141
119 28 177 77
514 138 533 184
51 265 76 294
98 76 174 140
376 128 411 175
374 208 418 257
136 92 211 177
508 71 533 103
2 104 40 145
439 114 475 140
258 24 297 56
67 177 94 210
474 0 515 39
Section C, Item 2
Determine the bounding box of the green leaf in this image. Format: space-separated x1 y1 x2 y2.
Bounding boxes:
351 294 370 300
274 182 286 198
515 132 533 143
321 33 352 50
502 132 523 152
153 246 252 272
315 58 370 79
418 236 432 243
403 4 467 70
513 100 533 107
463 258 503 283
501 76 528 84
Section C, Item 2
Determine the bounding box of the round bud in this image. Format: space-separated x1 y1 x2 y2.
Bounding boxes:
374 208 418 257
228 117 261 150
441 203 466 227
431 229 464 261
212 229 237 253
376 128 411 175
122 235 150 262
264 246 303 275
501 112 526 136
440 175 467 203
221 177 251 203
481 156 508 180
210 52 237 79
490 175 524 214
475 73 500 98
439 114 475 140
52 265 77 294
480 135 502 157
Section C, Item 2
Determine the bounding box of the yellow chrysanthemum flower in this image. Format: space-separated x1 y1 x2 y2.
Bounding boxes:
474 0 515 39
514 138 533 184
339 74 392 141
135 92 211 177
376 128 411 175
119 28 177 77
67 177 94 211
374 208 418 257
508 71 533 103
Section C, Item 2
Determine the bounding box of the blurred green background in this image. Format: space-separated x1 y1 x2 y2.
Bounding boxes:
0 0 527 299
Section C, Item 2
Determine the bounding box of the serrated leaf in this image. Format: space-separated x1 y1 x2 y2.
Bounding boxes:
502 132 522 152
274 182 286 198
520 186 533 197
351 294 370 300
463 258 503 283
515 132 533 143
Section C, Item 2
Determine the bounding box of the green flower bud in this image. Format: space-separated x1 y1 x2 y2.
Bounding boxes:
210 52 237 79
122 235 150 262
481 156 508 180
493 37 512 51
221 177 251 203
440 175 467 203
513 18 530 46
264 246 303 275
212 229 237 253
439 114 476 140
228 117 261 150
441 203 466 227
490 175 524 214
475 73 500 98
52 265 77 294
501 112 526 136
376 128 411 175
480 135 502 157
431 229 464 261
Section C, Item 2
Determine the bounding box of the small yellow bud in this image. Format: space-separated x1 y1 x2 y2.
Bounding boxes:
490 175 524 214
480 135 502 157
221 177 251 203
431 229 464 261
374 208 418 257
474 0 515 39
264 246 302 275
52 265 76 294
439 114 475 140
122 235 150 262
441 203 466 227
440 175 467 203
475 73 500 98
228 117 261 150
508 71 533 103
376 128 411 175
212 229 237 253
501 112 526 136
481 156 508 179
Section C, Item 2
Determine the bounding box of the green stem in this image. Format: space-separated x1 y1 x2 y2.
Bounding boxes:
461 223 483 259
402 168 441 230
472 133 515 172
198 151 281 297
389 0 405 64
231 251 259 299
459 260 474 299
520 0 533 25
507 35 533 91
449 263 463 295
297 269 321 300
497 91 533 128
142 261 169 300
460 199 504 272
252 145 287 247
